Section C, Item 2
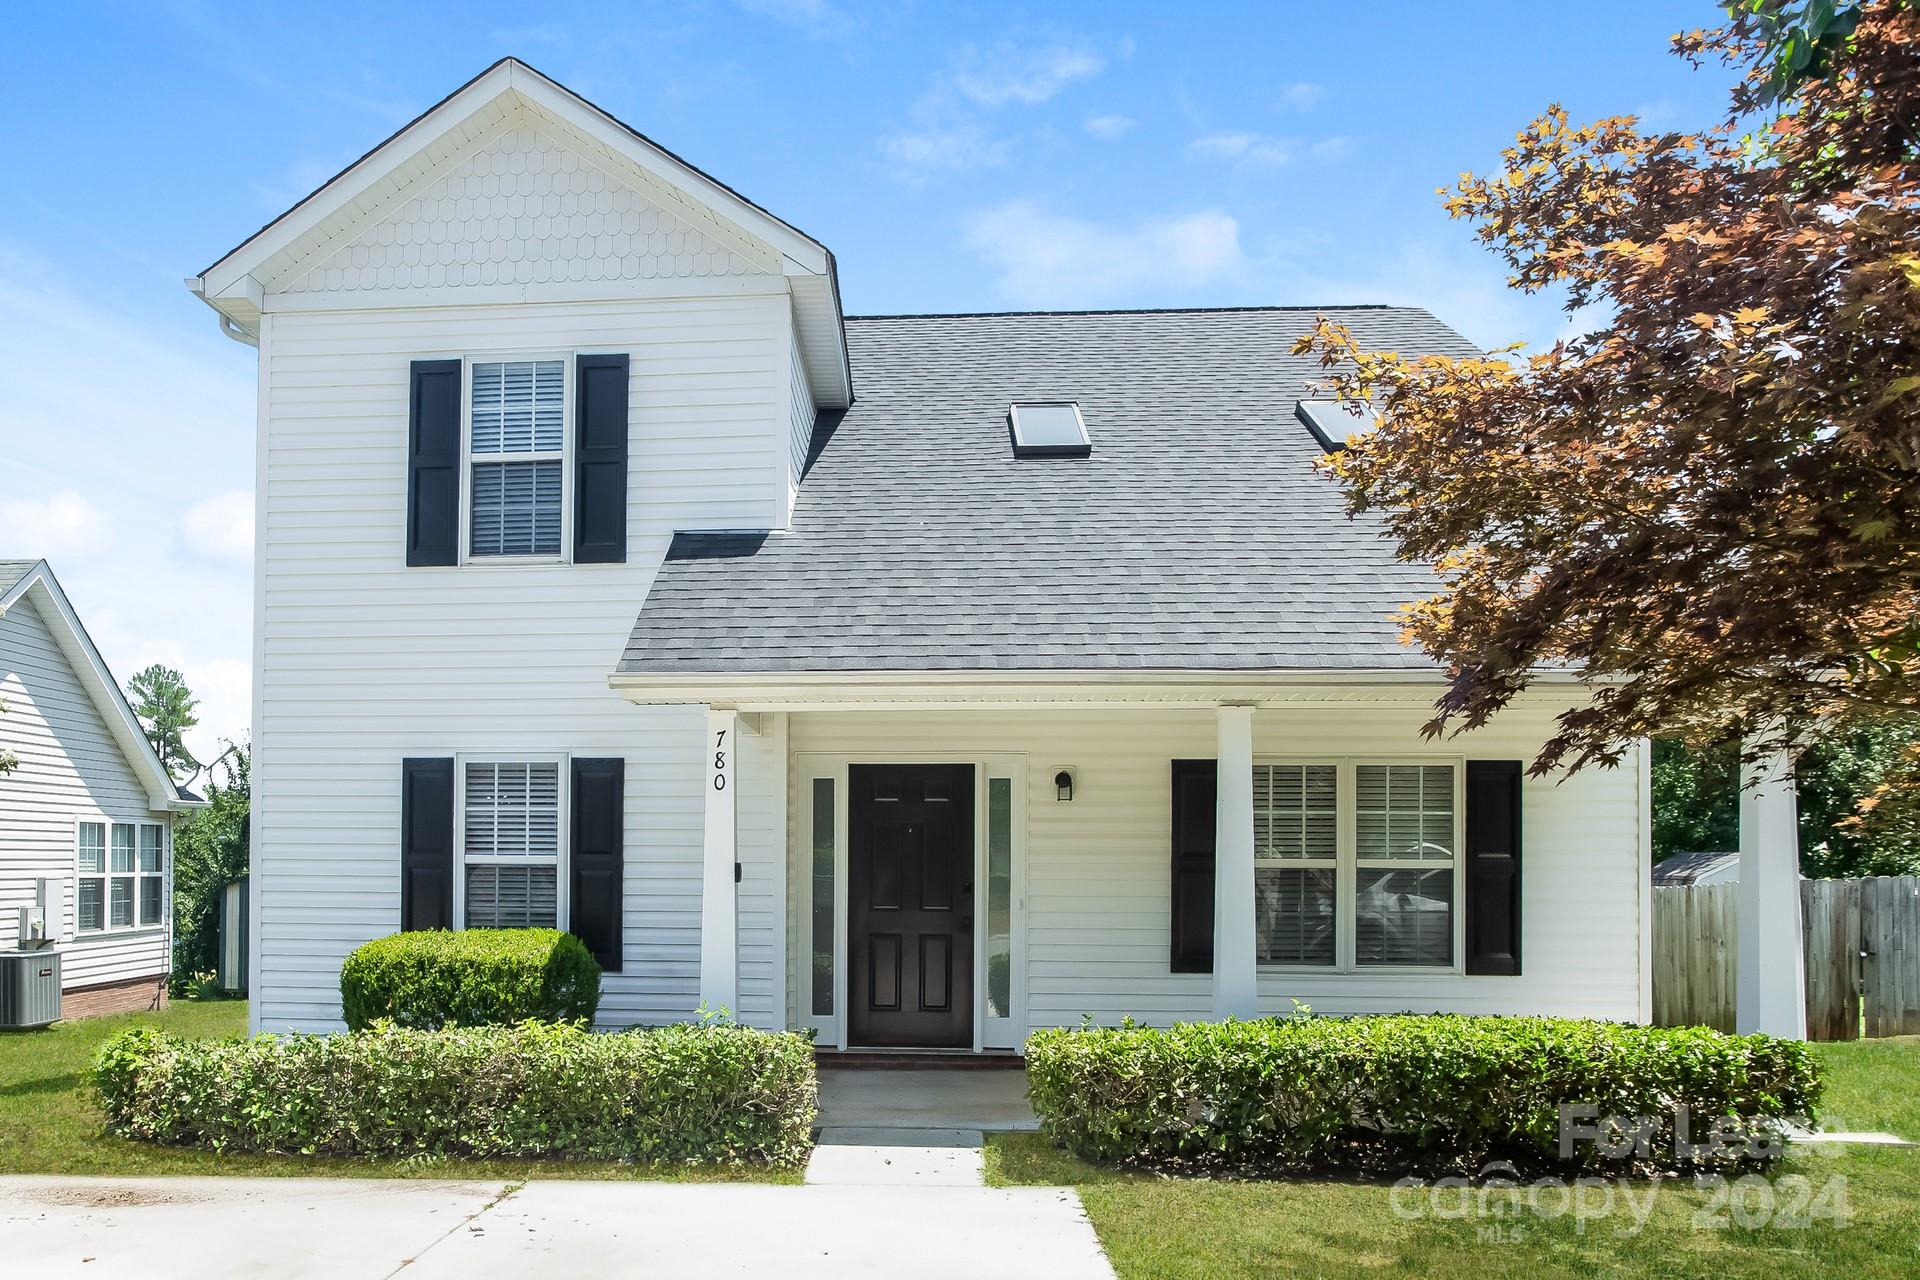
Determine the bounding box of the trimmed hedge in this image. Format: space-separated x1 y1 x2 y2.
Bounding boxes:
1025 1015 1821 1174
339 929 600 1030
94 1020 817 1166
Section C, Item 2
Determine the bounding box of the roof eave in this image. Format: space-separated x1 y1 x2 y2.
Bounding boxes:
2 565 192 813
607 665 1592 709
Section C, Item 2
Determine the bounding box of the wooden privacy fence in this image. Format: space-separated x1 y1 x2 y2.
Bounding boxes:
1652 875 1920 1040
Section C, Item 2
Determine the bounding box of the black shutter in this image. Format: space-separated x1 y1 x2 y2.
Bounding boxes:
573 353 629 564
570 757 625 972
1170 759 1217 973
1464 760 1524 975
400 758 455 930
406 360 461 567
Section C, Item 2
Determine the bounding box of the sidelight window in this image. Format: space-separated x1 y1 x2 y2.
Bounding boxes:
986 776 1014 1018
810 777 835 1017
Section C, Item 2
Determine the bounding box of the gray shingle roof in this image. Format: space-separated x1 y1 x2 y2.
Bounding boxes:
619 306 1481 675
0 560 41 598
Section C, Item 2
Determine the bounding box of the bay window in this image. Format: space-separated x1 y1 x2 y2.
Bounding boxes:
1253 760 1460 970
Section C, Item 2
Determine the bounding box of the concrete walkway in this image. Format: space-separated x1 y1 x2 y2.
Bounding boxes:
808 1067 1039 1190
0 1175 1114 1279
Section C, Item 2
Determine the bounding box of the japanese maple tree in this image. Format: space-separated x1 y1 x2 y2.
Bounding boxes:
1296 1 1920 789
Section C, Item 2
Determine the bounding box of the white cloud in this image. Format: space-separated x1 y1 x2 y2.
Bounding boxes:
1084 113 1136 139
0 489 115 559
961 199 1246 306
735 0 857 41
117 640 251 772
881 122 1010 176
180 491 255 565
1188 131 1296 169
1309 136 1354 161
1279 82 1326 111
0 243 253 753
1278 238 1579 354
950 42 1104 107
883 37 1110 181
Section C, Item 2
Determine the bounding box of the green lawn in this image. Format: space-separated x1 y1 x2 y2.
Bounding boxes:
987 1037 1920 1280
0 1000 797 1182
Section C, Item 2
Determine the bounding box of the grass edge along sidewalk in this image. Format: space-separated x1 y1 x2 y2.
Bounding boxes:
0 1000 798 1183
986 1035 1920 1280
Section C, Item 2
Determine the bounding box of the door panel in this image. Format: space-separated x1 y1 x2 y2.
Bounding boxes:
849 764 974 1047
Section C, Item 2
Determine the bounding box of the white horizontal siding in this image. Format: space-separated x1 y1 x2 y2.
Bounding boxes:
0 594 172 990
254 293 795 1033
786 701 1643 1035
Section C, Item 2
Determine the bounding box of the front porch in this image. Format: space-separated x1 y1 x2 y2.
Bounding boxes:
614 674 1657 1049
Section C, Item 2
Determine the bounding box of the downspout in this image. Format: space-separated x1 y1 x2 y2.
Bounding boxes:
218 314 260 347
184 276 261 348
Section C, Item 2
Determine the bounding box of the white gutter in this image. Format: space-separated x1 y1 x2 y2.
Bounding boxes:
606 665 1593 710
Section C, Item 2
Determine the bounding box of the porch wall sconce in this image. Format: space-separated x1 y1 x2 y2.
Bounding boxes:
1054 769 1076 802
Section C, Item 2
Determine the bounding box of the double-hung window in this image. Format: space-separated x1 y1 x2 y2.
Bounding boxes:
1253 764 1339 966
1353 764 1456 967
77 819 165 933
1252 760 1459 970
467 359 566 559
459 758 565 929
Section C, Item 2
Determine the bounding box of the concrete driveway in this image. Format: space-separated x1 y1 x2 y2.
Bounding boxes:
0 1175 1115 1279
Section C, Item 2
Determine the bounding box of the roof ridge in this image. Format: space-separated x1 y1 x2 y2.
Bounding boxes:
845 304 1419 322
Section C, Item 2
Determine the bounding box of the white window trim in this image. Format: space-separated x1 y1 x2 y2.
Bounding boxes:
1253 756 1464 976
74 815 167 936
458 353 574 566
451 751 571 932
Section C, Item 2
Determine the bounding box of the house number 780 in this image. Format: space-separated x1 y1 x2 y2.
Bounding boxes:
712 728 728 790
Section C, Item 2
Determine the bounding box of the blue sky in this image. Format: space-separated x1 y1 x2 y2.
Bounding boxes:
0 2 1738 760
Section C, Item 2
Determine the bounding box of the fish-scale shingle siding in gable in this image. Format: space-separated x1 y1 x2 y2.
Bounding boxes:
278 126 767 297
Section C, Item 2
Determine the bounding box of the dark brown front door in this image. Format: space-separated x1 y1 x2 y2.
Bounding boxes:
849 763 974 1048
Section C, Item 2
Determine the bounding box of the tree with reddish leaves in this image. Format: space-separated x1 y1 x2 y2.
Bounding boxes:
1296 2 1920 822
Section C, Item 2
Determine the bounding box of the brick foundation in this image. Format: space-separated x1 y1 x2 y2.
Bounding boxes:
62 973 169 1020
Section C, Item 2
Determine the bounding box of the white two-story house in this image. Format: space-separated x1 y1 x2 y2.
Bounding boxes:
191 59 1652 1047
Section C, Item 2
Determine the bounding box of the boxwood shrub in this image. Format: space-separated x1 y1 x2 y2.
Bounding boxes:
339 929 600 1030
94 1020 817 1166
1025 1015 1821 1175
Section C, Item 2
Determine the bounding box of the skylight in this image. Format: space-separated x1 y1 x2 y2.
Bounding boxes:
1009 402 1091 458
1295 400 1376 452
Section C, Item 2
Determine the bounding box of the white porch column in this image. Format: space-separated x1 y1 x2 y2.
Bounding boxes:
1737 746 1806 1038
1213 704 1259 1020
699 707 739 1015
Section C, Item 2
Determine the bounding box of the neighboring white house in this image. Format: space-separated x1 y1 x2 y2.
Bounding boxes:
191 59 1654 1044
0 560 203 1017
